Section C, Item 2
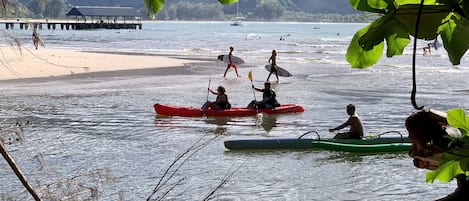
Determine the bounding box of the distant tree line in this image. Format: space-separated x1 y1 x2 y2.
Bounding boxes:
156 2 225 21
27 0 65 18
154 0 371 22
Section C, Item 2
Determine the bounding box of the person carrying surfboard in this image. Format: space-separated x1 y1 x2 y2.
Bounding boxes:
223 46 240 78
32 27 45 50
329 104 364 139
267 49 279 82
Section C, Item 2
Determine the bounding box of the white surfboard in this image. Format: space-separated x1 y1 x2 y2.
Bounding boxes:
217 55 245 65
265 64 292 77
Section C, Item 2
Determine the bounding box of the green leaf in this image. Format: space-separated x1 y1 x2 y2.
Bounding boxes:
426 160 464 183
346 25 384 68
368 0 394 9
425 144 469 183
464 0 469 19
144 0 165 15
463 136 469 144
218 0 238 4
358 15 388 51
385 33 410 57
447 108 469 135
347 0 467 67
358 15 389 51
349 0 386 13
460 156 469 171
354 13 410 58
395 0 438 5
438 14 469 65
384 19 411 57
394 4 451 39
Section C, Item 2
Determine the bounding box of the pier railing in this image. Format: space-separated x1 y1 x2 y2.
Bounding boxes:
0 19 142 30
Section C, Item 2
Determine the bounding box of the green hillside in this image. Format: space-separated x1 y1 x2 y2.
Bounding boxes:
13 0 368 22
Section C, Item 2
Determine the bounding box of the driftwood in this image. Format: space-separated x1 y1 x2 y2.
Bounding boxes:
406 109 449 170
405 109 468 201
0 142 40 200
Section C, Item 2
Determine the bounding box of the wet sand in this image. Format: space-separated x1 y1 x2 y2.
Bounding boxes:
0 46 206 82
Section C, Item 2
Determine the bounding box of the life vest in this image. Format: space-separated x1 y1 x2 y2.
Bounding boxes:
263 90 278 107
216 94 231 109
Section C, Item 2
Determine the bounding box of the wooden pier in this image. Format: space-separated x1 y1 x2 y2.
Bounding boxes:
1 6 143 30
1 21 142 30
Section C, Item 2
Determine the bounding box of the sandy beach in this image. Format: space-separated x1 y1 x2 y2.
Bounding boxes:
0 46 201 81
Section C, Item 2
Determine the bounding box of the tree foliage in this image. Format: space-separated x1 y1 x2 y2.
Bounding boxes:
144 0 365 21
425 109 469 183
44 0 65 18
293 0 356 13
10 0 367 21
346 0 469 68
343 0 469 185
254 0 285 20
156 2 224 20
27 0 65 18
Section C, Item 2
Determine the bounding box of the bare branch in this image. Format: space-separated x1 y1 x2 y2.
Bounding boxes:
203 160 247 201
147 134 218 201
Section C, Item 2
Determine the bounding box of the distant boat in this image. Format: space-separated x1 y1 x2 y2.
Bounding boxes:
231 17 246 26
230 2 246 26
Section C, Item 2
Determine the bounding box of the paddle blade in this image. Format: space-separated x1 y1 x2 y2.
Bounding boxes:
248 70 253 81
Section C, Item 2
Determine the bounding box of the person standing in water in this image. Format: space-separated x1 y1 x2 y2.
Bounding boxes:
223 46 240 78
32 26 44 50
329 104 364 139
267 49 279 82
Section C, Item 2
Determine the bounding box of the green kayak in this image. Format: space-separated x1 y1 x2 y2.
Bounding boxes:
224 131 412 153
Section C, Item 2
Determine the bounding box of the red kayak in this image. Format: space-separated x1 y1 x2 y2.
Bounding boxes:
154 103 305 117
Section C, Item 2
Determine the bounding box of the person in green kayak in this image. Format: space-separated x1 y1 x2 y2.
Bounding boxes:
329 104 364 139
202 86 231 110
247 82 280 109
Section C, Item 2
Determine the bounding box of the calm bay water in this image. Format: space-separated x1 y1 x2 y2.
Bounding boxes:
1 21 469 200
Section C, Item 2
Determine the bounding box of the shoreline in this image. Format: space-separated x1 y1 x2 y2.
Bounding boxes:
0 46 207 82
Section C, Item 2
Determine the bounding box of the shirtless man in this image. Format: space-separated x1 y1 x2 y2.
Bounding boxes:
329 104 364 139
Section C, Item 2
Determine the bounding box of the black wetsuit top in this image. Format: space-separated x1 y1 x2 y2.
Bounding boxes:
216 94 230 109
262 90 277 107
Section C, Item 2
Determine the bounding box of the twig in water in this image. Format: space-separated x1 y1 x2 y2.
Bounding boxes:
203 160 247 201
156 136 217 200
147 134 218 201
0 141 40 200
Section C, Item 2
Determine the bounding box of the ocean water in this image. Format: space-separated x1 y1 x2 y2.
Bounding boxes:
1 21 468 200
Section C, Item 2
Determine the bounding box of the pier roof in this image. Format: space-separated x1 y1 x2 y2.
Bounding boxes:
66 6 139 17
